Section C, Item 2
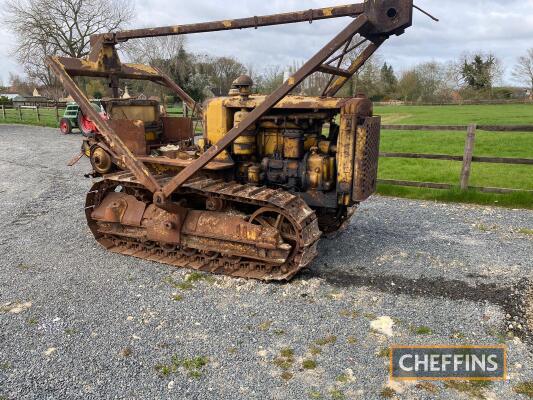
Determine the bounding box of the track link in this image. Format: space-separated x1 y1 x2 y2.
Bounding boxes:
85 174 322 281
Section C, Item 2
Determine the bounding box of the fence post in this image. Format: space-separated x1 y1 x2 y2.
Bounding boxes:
460 124 477 190
18 107 22 121
55 104 59 122
36 106 40 122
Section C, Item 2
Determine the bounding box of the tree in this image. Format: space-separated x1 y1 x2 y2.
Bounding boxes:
4 0 134 87
512 48 533 95
380 62 397 97
459 53 502 92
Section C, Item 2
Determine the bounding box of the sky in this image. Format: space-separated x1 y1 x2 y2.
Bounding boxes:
0 0 532 87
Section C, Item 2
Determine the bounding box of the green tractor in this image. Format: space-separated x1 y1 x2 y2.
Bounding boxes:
59 100 104 136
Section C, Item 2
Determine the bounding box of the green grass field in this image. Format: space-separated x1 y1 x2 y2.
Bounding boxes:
0 107 63 128
375 103 533 125
375 104 533 209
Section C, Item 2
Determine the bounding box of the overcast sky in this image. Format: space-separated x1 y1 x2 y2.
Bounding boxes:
1 0 532 86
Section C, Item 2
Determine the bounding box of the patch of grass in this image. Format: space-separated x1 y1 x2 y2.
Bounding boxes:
172 294 184 301
336 374 350 383
476 224 497 232
412 325 433 335
185 271 215 284
302 359 317 370
64 328 77 335
514 381 533 398
155 355 209 378
164 273 214 292
0 362 11 371
444 380 491 399
308 390 323 399
346 336 358 345
27 318 38 326
281 371 293 381
280 348 294 358
518 228 533 235
378 348 390 358
258 320 272 331
416 382 439 394
380 387 396 398
378 181 533 211
16 263 31 271
363 313 377 320
227 347 238 354
330 389 346 400
274 348 295 371
273 329 285 336
176 281 194 290
314 335 337 346
309 346 322 356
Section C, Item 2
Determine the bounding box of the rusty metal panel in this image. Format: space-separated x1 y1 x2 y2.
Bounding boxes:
107 119 148 156
353 116 381 202
161 117 194 141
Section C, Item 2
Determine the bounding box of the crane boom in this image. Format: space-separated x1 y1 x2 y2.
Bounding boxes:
47 0 415 209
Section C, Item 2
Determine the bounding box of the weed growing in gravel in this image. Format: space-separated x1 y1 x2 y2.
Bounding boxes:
336 374 349 383
16 263 31 271
330 388 346 399
308 390 323 399
27 318 38 326
380 387 396 398
0 362 10 371
155 355 209 379
185 272 216 284
444 380 491 399
314 335 337 346
309 346 322 356
258 321 272 331
281 371 293 381
346 336 358 345
416 382 439 394
412 325 433 335
476 224 497 232
227 347 238 354
363 313 377 320
164 273 215 292
514 381 533 398
273 348 294 372
273 329 285 336
378 348 390 358
172 294 184 301
302 359 317 370
518 228 533 235
64 328 77 335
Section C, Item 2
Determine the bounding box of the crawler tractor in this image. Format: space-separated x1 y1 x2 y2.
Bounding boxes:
48 0 418 280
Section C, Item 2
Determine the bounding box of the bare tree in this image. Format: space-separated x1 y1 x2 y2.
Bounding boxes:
512 48 533 95
4 0 134 87
124 36 187 67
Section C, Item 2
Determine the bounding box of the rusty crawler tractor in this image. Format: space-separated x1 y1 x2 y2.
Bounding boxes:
48 0 420 280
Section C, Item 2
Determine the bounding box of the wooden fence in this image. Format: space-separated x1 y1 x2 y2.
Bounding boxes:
379 124 533 194
0 104 63 123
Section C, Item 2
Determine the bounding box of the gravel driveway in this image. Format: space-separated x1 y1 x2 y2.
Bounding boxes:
1 124 532 400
